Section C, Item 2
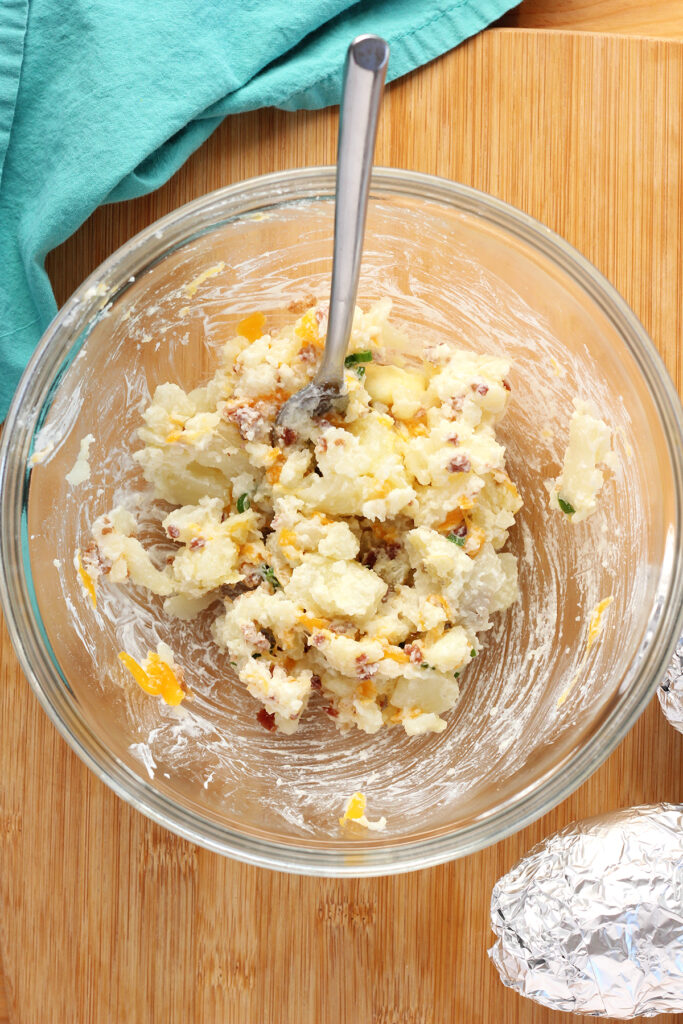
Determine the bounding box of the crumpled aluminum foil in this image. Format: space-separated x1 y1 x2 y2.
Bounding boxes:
489 805 683 1018
658 634 683 734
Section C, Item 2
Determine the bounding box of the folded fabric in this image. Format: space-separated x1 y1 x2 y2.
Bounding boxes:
0 0 515 418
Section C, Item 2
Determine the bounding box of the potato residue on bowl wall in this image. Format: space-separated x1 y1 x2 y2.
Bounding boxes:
89 301 524 736
547 399 616 522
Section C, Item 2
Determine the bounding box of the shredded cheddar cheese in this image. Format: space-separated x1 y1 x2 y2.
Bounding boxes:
587 595 614 651
118 648 187 706
557 595 614 707
340 791 366 823
237 311 266 342
298 615 330 632
340 791 386 831
76 549 97 608
295 308 323 346
381 645 410 664
277 528 300 559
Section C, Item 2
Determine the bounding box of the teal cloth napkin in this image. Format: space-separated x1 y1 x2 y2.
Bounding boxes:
0 0 515 418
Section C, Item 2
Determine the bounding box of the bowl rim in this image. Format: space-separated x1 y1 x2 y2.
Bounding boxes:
1 165 682 876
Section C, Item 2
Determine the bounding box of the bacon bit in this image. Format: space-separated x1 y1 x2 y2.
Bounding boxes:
315 437 328 454
450 521 467 538
287 295 316 315
361 550 378 569
323 705 339 718
356 680 376 700
224 404 265 442
356 654 378 680
100 525 113 536
280 427 298 447
310 674 322 691
241 622 270 651
448 454 471 473
237 311 266 342
189 537 205 550
503 378 511 392
309 633 327 649
404 642 423 664
447 434 459 445
241 568 264 588
257 708 277 731
166 556 174 566
471 382 489 396
450 395 464 414
299 343 318 364
384 541 401 560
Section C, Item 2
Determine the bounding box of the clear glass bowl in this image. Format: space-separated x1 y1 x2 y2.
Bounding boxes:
1 169 681 876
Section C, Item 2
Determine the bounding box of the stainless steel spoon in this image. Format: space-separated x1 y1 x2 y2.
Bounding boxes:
275 34 389 435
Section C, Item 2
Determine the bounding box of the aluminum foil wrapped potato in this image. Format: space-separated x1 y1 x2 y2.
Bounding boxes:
489 805 683 1018
658 634 683 734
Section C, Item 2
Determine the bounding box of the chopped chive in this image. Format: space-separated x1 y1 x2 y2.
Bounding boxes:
355 365 366 379
447 533 466 547
237 492 251 513
420 662 429 669
261 564 282 591
470 648 477 658
344 350 372 367
252 653 262 659
558 497 576 515
453 671 460 678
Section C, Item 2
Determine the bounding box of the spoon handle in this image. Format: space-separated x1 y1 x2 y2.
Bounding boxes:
315 35 389 387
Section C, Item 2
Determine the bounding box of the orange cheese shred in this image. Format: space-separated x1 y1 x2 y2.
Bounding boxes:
118 650 187 706
237 311 266 342
77 551 97 608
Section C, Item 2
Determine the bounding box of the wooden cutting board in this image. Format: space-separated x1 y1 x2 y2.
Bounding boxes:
1 28 682 1024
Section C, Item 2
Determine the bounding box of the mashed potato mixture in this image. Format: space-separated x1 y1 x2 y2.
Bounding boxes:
91 300 522 735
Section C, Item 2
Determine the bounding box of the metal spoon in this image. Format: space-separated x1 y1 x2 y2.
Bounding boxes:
275 35 389 435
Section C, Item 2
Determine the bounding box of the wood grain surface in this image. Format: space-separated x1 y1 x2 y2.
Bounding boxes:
1 26 683 1024
504 0 683 35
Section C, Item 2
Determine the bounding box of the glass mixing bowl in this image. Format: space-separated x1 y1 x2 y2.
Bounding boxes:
1 169 681 876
